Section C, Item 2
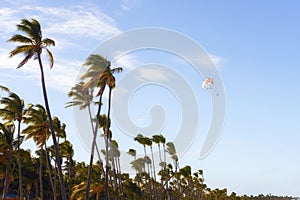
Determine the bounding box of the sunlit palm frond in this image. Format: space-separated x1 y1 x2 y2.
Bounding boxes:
0 85 9 93
8 45 34 57
45 48 54 68
7 34 33 44
42 38 55 47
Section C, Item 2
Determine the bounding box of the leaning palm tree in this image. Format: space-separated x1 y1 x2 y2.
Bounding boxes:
66 81 104 199
0 92 28 199
80 55 109 200
7 18 67 199
80 54 122 200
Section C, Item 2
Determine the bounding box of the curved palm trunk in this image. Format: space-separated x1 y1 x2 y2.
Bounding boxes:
17 120 23 200
37 54 67 200
86 87 105 200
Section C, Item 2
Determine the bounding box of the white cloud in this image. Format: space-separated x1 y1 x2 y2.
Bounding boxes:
0 5 121 40
0 49 81 93
113 54 141 70
0 4 122 93
136 67 169 82
208 53 224 67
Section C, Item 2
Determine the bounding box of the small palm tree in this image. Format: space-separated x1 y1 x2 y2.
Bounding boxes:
0 123 18 200
22 104 56 199
166 142 179 172
0 92 27 199
8 18 67 199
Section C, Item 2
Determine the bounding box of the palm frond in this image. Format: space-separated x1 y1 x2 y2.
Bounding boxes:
42 38 55 47
0 85 9 93
7 34 33 44
8 45 34 57
45 48 54 68
17 53 34 68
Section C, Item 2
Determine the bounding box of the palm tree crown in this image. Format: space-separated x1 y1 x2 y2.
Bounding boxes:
7 18 55 68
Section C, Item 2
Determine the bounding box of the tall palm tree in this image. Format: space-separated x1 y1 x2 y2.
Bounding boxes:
8 18 67 199
0 92 27 199
80 54 122 200
0 123 18 200
104 69 123 200
66 81 105 199
80 55 109 200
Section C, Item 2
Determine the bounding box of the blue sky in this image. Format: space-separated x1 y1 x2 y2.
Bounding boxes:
1 0 300 197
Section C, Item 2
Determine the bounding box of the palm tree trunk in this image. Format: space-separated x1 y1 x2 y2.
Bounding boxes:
88 104 104 164
105 87 113 200
150 146 156 181
109 142 118 193
37 54 67 200
116 157 124 200
44 145 57 200
2 152 12 200
86 92 104 200
39 151 44 200
17 120 23 200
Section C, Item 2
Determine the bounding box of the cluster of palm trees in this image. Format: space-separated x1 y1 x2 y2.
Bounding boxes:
0 18 298 200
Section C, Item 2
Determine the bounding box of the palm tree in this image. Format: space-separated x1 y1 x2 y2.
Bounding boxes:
0 123 18 200
144 136 156 182
66 82 103 162
22 104 56 199
166 142 179 172
0 92 27 199
8 18 67 199
59 140 74 199
80 54 122 200
134 134 151 178
80 55 110 200
127 148 137 175
66 81 104 199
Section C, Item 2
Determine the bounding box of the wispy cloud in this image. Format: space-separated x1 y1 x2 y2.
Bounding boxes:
0 50 81 93
0 4 122 93
0 5 121 40
208 53 224 68
120 0 141 11
113 54 141 70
